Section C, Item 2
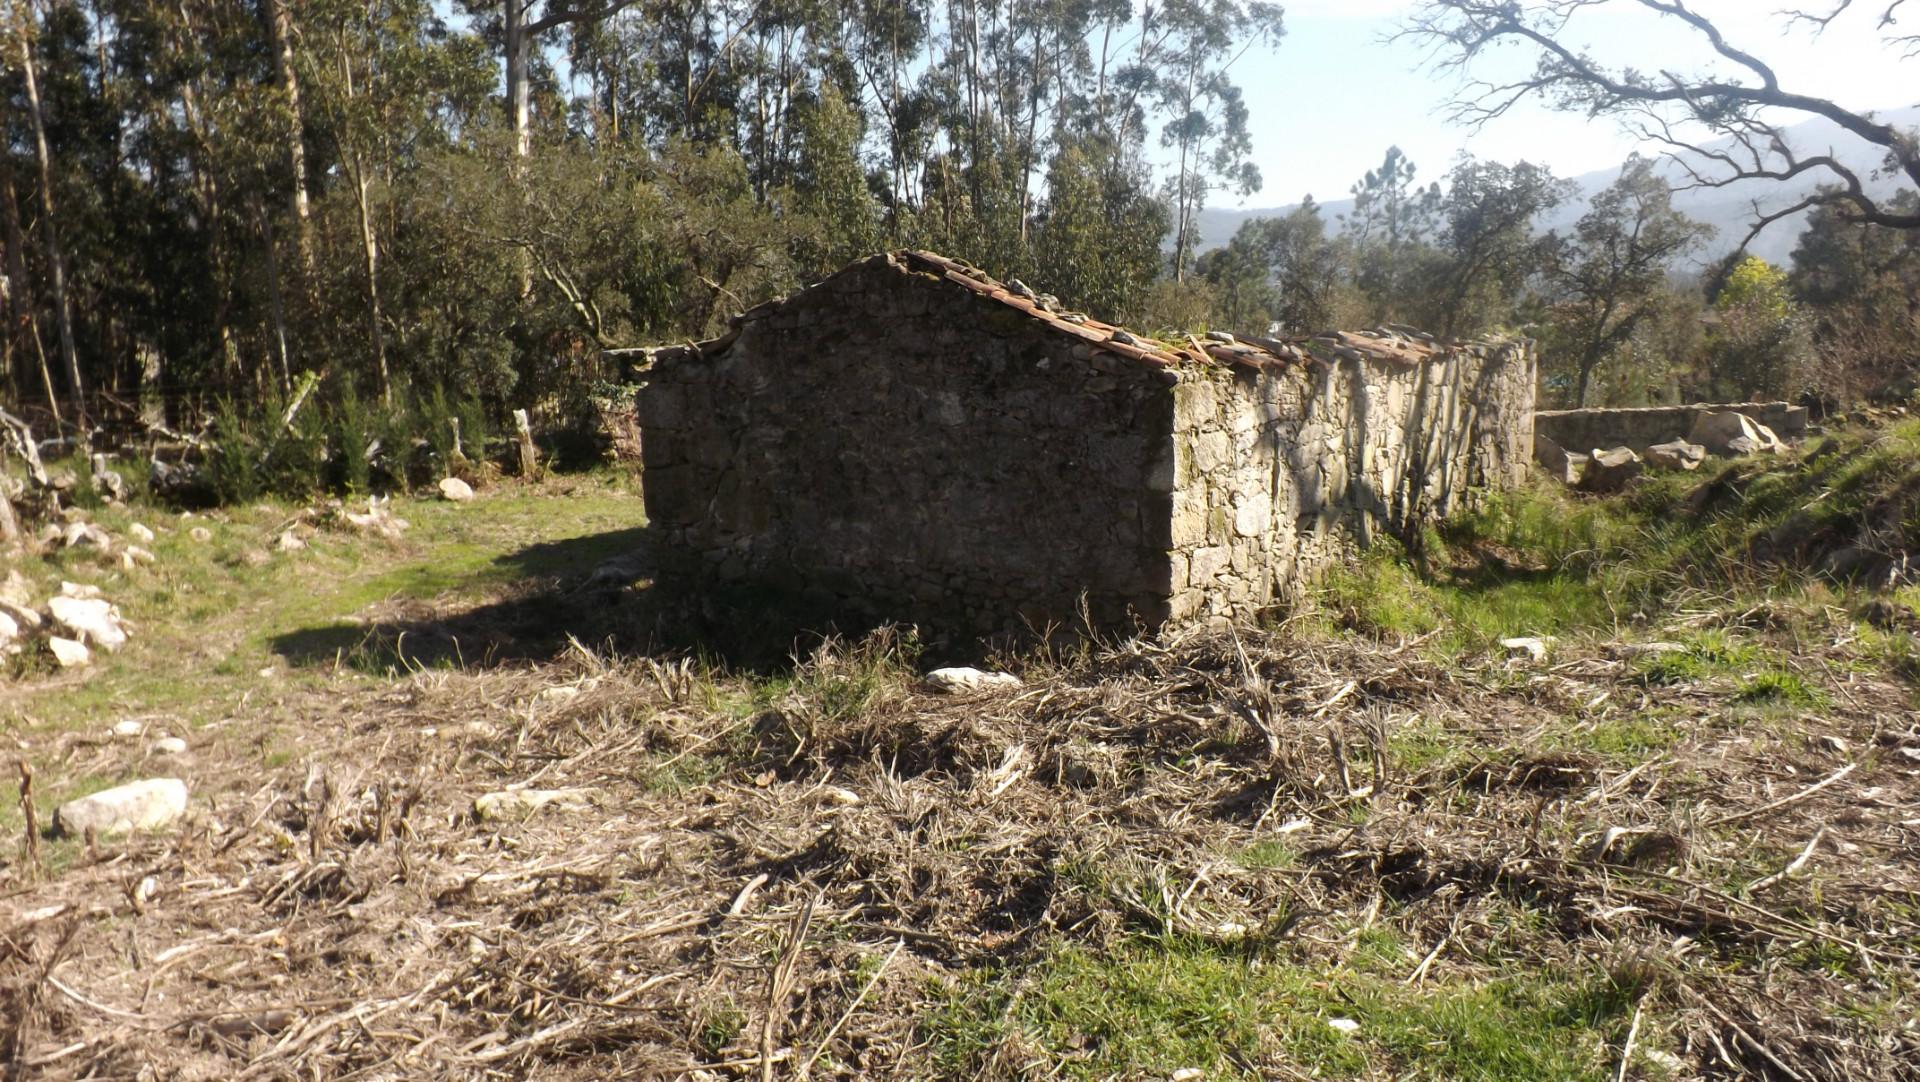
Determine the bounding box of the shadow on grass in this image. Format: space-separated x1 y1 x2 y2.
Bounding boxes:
267 524 931 673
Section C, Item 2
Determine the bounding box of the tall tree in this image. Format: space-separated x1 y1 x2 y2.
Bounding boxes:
8 0 85 426
1549 156 1709 405
1426 157 1572 337
1141 0 1285 281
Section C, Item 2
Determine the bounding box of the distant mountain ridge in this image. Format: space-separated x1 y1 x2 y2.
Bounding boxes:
1196 106 1920 268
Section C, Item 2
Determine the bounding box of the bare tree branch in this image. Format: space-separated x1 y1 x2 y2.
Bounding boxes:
1401 1 1920 239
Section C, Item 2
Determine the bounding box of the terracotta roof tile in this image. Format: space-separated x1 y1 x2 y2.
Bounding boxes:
699 249 1511 379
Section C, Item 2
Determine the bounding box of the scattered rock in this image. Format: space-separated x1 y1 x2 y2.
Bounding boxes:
189 526 213 544
1499 636 1552 662
48 595 130 652
0 610 17 644
0 599 41 632
150 736 189 756
1645 438 1706 471
438 477 474 502
1533 434 1588 485
91 455 129 502
344 497 409 540
53 778 189 837
0 569 34 608
819 786 862 807
276 530 307 552
473 787 604 822
926 667 1022 693
61 522 112 550
48 636 90 668
532 685 583 708
59 581 103 600
111 719 147 738
1688 410 1782 456
1577 446 1643 493
129 523 155 544
36 523 62 545
1327 1018 1361 1036
123 545 156 566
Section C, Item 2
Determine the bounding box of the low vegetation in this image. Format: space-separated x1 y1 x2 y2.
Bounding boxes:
3 423 1919 1079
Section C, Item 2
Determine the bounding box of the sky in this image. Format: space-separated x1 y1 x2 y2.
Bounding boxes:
1227 0 1915 208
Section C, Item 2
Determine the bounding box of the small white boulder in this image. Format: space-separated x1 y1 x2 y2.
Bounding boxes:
48 636 91 668
438 477 475 502
48 595 129 652
472 787 603 822
1500 636 1553 663
926 667 1022 693
150 736 189 756
54 778 189 836
129 523 156 543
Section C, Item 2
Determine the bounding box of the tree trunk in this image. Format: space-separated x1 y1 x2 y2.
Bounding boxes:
267 0 315 277
16 22 85 428
505 0 532 162
255 196 294 395
0 164 55 426
340 53 391 404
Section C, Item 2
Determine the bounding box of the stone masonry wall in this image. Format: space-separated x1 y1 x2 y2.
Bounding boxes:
638 255 1179 635
1165 339 1537 625
639 250 1536 638
1535 402 1807 453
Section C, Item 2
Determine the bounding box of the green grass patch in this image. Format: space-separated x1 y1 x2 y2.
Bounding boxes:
1733 670 1829 707
925 937 1639 1080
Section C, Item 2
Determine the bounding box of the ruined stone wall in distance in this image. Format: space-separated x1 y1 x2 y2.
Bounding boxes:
1166 339 1537 626
637 255 1178 637
1534 402 1808 454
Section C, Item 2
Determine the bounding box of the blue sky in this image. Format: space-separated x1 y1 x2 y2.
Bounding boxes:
1227 0 1913 208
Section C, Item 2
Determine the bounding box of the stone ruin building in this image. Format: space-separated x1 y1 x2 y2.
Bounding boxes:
637 250 1536 637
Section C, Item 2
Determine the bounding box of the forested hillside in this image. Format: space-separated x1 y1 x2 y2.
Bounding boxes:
2 0 1917 442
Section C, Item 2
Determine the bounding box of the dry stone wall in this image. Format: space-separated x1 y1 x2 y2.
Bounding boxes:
1535 402 1807 454
1166 339 1536 625
639 255 1179 635
638 251 1536 639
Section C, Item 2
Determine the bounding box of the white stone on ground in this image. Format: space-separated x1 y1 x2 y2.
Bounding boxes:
1499 636 1552 662
472 787 603 822
54 778 189 836
926 667 1022 693
151 736 189 755
48 595 129 652
130 523 156 543
438 477 475 502
1688 410 1782 456
48 636 91 668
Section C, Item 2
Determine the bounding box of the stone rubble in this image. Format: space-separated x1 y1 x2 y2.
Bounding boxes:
1688 410 1783 456
1645 438 1707 471
473 787 604 822
1578 446 1644 494
926 667 1023 693
48 636 90 668
47 595 130 652
53 778 189 836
